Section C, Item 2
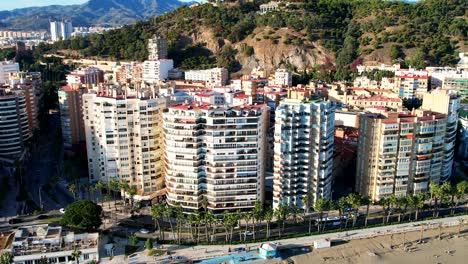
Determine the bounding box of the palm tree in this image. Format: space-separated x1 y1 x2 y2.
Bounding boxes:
69 184 77 201
95 180 106 206
222 211 231 243
150 204 165 240
201 197 209 213
363 197 371 227
414 193 426 221
314 198 329 233
38 256 49 264
396 195 409 223
0 252 14 264
109 178 119 209
187 214 196 242
252 201 263 241
242 212 252 242
104 194 112 210
429 182 450 217
388 194 398 223
118 180 129 208
175 204 184 244
302 195 310 213
71 248 82 264
263 206 273 239
454 181 468 214
204 211 215 243
290 205 301 224
274 202 289 238
163 206 175 241
346 193 363 227
337 197 349 228
128 185 137 210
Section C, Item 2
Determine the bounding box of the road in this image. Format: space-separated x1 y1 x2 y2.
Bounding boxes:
25 113 73 212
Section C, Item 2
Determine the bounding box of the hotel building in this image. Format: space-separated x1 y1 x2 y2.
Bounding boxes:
273 91 335 209
163 103 268 213
356 110 449 201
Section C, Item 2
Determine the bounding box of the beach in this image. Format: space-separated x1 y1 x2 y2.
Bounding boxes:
290 224 467 264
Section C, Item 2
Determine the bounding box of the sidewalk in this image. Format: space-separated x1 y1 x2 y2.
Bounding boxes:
163 215 467 262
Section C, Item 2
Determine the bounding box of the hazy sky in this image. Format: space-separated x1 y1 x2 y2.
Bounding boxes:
0 0 88 11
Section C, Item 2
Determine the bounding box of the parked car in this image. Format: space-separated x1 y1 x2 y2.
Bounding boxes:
59 208 66 214
8 218 22 224
244 231 255 236
139 228 150 234
36 215 49 220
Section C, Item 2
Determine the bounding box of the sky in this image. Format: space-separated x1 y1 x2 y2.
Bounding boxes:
0 0 88 11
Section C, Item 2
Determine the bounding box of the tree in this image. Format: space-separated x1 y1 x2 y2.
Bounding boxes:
346 193 363 227
61 200 103 231
252 201 263 241
109 178 119 209
118 180 129 207
128 185 137 210
145 238 152 251
38 256 49 264
242 212 252 242
0 252 14 264
430 182 450 217
174 204 184 244
95 180 106 206
314 198 329 233
71 249 82 264
151 204 165 240
128 234 138 246
362 197 371 227
390 44 402 61
69 184 77 201
274 203 289 238
337 197 349 228
263 206 273 239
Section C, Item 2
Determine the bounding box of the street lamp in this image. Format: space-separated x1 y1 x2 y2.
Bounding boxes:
39 185 44 210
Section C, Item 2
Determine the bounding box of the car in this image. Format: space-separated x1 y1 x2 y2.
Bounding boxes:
36 215 49 220
59 208 66 214
8 218 22 225
244 231 255 236
139 228 150 234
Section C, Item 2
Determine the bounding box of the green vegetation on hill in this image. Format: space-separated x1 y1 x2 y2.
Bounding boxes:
48 0 467 79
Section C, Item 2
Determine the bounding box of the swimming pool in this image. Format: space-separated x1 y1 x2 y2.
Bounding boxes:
196 252 261 264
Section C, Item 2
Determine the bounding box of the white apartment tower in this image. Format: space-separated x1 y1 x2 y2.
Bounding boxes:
0 61 19 84
83 89 166 199
421 89 460 181
50 21 73 41
148 35 168 60
142 59 174 83
273 95 335 209
163 103 268 213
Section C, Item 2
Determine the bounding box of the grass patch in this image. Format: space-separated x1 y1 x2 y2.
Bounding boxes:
148 249 166 256
40 217 62 224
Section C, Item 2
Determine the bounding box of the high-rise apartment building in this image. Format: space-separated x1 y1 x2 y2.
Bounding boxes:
50 21 73 41
83 89 166 199
356 110 449 201
273 92 335 209
163 103 268 213
148 35 168 60
0 88 30 164
458 107 468 162
59 85 87 149
0 61 19 84
142 60 174 83
395 69 428 98
421 89 460 181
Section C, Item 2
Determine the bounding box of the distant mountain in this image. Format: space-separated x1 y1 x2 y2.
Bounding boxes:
0 0 195 31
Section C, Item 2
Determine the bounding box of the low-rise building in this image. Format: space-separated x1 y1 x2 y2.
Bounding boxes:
184 68 228 88
0 61 19 84
5 224 99 264
67 67 104 86
143 59 174 83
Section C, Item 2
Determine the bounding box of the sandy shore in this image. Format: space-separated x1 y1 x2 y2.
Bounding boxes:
289 224 467 264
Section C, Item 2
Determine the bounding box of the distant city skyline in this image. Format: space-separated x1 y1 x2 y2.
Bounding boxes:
0 0 87 11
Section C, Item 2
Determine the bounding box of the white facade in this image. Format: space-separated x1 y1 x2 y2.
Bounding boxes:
83 91 165 198
184 68 229 88
395 69 429 98
274 69 293 87
273 98 335 209
163 103 268 213
0 61 19 84
50 21 73 41
143 59 174 83
422 89 461 180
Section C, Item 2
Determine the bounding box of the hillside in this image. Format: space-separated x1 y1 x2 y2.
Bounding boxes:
0 0 194 30
47 0 467 78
